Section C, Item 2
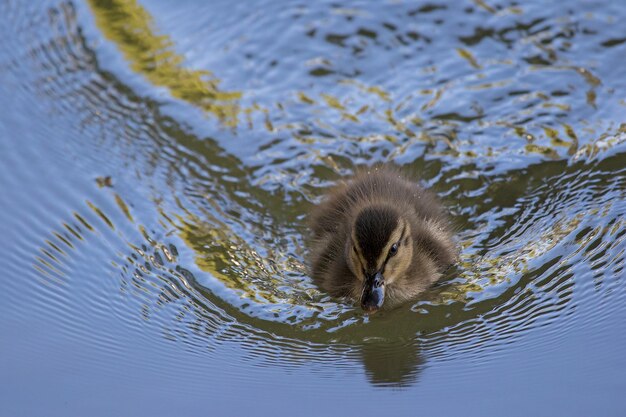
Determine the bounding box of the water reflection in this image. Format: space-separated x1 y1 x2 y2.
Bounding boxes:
87 0 241 125
360 339 424 387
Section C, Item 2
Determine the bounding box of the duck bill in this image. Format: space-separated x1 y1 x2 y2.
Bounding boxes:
360 271 385 312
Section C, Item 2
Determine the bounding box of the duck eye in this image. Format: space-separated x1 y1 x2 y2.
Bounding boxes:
389 243 399 257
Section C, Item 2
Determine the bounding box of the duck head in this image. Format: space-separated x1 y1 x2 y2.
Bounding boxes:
346 204 414 313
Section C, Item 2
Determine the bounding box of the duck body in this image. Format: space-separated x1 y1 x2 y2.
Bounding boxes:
308 166 456 311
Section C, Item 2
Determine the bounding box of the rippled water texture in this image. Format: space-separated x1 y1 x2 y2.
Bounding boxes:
1 0 625 415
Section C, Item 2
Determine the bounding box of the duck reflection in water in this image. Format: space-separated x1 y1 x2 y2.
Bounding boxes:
359 338 425 387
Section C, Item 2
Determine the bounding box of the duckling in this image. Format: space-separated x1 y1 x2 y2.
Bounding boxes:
308 166 456 312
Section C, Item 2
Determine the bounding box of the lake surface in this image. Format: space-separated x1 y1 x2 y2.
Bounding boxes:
1 0 625 415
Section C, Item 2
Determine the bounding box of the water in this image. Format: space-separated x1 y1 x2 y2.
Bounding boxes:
1 0 625 415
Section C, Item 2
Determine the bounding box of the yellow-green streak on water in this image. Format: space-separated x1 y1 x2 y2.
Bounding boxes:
87 0 241 125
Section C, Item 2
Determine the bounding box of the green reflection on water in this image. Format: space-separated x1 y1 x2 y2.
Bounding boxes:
87 0 241 125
